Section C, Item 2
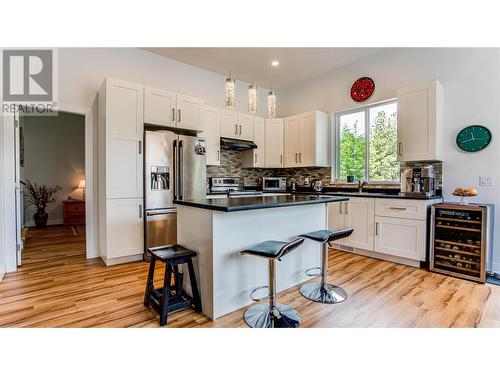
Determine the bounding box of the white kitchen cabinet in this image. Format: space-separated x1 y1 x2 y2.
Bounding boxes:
374 216 425 261
98 77 145 265
397 80 443 161
284 111 329 167
237 113 254 141
105 198 144 260
343 198 375 251
328 201 349 245
144 87 204 131
220 110 239 138
176 94 204 131
265 118 284 168
144 86 176 127
201 105 221 166
104 77 144 199
242 116 265 168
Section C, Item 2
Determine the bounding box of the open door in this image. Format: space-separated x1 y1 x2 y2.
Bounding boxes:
14 110 23 266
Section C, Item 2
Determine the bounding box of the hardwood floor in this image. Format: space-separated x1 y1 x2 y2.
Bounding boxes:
1 225 499 328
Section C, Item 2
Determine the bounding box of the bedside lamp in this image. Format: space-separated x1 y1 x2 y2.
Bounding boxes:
78 179 86 200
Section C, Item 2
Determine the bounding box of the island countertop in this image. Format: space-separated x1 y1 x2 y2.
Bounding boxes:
174 194 348 212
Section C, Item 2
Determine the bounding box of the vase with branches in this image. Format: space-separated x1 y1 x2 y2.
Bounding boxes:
22 180 62 227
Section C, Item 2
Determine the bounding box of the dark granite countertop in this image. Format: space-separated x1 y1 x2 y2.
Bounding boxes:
174 195 349 212
287 190 443 200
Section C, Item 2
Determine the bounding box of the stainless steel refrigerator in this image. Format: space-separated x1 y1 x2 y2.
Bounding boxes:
144 130 206 254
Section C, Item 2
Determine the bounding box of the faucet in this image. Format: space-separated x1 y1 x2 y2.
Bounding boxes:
359 181 368 192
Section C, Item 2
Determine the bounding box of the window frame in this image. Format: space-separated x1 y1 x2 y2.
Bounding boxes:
333 98 398 184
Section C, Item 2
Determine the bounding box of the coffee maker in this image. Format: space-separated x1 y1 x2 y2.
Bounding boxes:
401 165 436 197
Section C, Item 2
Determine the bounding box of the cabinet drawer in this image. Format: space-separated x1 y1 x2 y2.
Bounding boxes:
375 199 427 220
65 203 85 213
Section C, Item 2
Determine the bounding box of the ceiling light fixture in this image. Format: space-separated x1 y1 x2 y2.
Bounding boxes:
225 72 235 110
271 60 279 67
248 80 257 114
267 89 276 119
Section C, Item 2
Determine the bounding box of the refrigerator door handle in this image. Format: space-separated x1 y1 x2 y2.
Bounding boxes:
179 140 184 200
173 139 178 200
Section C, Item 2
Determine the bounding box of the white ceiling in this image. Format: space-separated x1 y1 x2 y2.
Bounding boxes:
143 48 386 90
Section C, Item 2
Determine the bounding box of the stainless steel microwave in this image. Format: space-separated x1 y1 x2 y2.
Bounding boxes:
262 177 287 191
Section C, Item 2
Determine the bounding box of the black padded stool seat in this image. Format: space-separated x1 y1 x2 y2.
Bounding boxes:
300 228 354 243
241 238 304 260
239 237 305 328
299 228 354 304
144 245 201 326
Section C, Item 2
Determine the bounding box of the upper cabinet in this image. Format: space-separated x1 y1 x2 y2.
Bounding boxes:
220 110 254 141
201 105 221 166
242 116 265 168
265 118 284 168
284 111 329 168
144 86 204 131
397 80 444 162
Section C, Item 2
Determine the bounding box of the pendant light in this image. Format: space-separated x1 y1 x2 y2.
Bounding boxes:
225 72 235 110
248 79 257 114
267 88 276 118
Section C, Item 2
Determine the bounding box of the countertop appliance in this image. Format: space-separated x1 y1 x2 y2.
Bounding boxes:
430 202 495 283
144 130 206 255
209 177 262 197
262 177 287 192
401 165 436 197
311 179 323 192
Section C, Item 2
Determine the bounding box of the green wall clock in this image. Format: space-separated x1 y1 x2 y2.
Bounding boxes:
456 125 492 152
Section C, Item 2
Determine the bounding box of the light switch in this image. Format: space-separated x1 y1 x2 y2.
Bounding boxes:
479 176 494 186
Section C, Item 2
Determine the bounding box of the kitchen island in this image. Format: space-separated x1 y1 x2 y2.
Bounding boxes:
174 195 348 319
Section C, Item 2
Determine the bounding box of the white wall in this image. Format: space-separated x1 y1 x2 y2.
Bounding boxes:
59 48 270 116
0 113 5 280
278 48 500 270
22 112 85 226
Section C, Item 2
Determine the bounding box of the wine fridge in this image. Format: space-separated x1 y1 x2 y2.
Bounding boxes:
430 203 494 283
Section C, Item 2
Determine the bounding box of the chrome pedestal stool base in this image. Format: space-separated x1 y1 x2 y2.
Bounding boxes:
244 303 301 328
300 282 347 304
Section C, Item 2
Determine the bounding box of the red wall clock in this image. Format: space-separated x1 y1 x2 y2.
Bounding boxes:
350 77 375 102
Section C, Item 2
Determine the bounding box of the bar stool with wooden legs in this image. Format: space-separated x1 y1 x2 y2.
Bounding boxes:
299 228 353 304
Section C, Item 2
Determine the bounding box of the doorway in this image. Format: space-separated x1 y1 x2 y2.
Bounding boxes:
17 111 87 266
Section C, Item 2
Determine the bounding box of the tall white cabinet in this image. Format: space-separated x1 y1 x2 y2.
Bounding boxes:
201 105 221 166
397 79 444 161
98 77 144 266
265 118 284 168
284 111 329 167
242 116 265 168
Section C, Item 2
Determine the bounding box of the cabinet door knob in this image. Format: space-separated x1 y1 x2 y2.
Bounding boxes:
375 222 380 235
239 124 242 135
139 204 143 219
172 108 175 122
178 109 181 123
345 201 349 214
235 124 238 134
295 153 298 163
398 142 402 156
138 140 142 155
299 152 302 163
217 150 220 161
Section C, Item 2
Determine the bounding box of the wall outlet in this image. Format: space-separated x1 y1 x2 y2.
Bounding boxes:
479 176 494 186
304 178 310 185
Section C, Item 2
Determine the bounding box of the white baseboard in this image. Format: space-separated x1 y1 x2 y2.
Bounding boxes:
101 254 143 266
25 218 64 227
330 244 421 268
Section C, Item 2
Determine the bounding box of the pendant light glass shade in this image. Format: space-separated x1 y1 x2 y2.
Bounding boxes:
225 77 235 109
248 83 257 114
267 90 276 118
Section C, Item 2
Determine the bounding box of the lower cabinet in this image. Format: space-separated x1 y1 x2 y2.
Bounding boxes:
344 198 375 251
374 216 425 260
105 198 144 261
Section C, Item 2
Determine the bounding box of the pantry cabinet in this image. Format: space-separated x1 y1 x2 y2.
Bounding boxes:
144 86 204 131
397 80 444 162
284 111 329 168
98 77 145 265
265 118 284 168
201 105 221 166
242 116 265 168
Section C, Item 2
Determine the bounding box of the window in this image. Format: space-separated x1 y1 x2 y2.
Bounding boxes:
335 100 398 182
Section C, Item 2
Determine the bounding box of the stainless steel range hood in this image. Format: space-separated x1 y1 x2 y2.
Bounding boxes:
220 137 257 150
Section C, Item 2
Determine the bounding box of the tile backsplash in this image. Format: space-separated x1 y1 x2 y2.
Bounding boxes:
207 149 443 190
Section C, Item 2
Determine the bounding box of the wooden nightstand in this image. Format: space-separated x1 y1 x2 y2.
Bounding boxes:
63 199 86 226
